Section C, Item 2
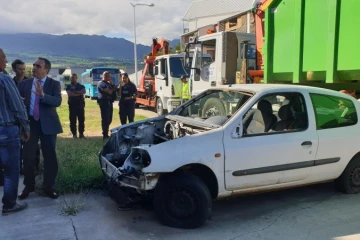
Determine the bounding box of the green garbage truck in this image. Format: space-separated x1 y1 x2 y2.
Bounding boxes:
248 0 360 93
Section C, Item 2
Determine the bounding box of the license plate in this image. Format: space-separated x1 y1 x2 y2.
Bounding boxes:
171 102 180 106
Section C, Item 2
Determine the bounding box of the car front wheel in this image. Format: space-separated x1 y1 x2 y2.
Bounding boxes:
153 173 212 229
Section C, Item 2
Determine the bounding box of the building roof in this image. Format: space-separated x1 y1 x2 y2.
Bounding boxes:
183 0 259 21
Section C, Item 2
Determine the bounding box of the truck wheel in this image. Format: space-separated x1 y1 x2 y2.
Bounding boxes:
156 98 167 115
153 173 212 229
202 98 226 117
335 156 360 194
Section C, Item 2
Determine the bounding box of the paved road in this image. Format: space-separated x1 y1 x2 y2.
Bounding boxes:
1 180 360 240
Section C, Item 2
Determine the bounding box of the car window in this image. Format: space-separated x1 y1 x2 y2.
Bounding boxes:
310 93 358 130
178 90 252 122
243 92 308 135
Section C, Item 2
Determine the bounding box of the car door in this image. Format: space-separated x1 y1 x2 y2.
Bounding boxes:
308 92 360 181
223 91 319 191
155 58 169 93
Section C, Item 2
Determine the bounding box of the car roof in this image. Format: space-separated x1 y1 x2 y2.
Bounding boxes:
213 83 352 96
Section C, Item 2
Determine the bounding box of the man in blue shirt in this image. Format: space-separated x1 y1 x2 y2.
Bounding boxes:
66 73 86 138
97 71 117 139
0 48 30 215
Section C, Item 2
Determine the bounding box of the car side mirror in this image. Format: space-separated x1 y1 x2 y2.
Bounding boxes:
231 122 243 139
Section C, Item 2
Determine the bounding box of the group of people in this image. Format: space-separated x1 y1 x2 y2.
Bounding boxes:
0 48 62 216
67 71 192 140
0 46 142 215
64 70 139 140
96 71 137 139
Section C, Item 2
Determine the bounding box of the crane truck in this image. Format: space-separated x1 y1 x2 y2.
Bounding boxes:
135 38 197 115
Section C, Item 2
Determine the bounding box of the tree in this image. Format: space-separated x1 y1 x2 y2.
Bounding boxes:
175 43 181 52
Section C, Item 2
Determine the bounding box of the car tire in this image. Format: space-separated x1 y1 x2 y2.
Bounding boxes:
335 156 360 194
202 98 226 117
153 172 212 229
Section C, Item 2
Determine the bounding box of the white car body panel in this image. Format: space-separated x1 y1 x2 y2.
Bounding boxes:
101 83 360 199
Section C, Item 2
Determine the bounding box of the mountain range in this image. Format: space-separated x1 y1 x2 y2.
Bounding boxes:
0 33 181 64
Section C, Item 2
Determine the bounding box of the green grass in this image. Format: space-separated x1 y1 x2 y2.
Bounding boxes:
53 96 148 193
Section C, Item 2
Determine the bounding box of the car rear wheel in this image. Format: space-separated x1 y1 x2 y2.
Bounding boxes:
336 156 360 194
153 173 212 229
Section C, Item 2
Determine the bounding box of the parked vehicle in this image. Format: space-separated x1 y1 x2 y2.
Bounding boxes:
248 0 360 91
136 38 211 115
183 31 256 118
100 84 360 229
184 31 256 95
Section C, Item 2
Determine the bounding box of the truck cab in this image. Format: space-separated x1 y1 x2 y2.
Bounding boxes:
185 31 257 97
153 53 212 116
153 54 187 115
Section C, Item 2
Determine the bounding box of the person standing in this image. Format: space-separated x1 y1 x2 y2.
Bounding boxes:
118 73 137 125
66 73 86 138
181 75 191 103
0 48 29 215
11 59 41 175
18 57 62 200
97 71 116 139
12 59 27 85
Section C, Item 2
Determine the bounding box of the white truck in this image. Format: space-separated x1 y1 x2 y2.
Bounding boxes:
151 53 212 115
152 53 201 115
100 83 360 229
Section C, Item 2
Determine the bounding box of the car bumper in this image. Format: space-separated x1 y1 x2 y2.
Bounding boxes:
99 153 159 191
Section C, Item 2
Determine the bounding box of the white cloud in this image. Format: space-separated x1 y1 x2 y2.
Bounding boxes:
0 0 192 45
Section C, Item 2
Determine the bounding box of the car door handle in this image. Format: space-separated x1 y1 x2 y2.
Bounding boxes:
301 141 312 146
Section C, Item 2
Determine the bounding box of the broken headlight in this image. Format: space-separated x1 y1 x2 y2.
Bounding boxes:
130 149 151 168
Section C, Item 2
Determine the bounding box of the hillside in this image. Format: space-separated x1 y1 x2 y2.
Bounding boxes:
0 33 180 68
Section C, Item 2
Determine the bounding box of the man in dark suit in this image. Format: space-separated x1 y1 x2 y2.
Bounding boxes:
18 57 63 199
12 59 41 176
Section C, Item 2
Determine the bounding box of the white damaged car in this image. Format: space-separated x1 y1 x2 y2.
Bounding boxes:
99 84 360 229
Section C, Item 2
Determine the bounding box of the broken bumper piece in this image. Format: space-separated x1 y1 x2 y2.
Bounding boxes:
100 153 159 191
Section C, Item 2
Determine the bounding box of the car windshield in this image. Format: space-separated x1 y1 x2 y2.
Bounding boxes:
178 89 253 124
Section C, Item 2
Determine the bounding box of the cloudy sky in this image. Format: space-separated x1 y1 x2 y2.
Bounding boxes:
0 0 193 45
